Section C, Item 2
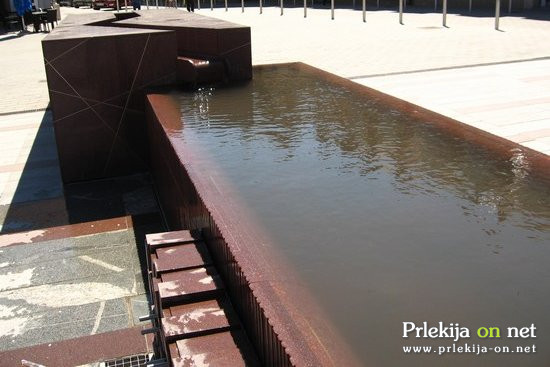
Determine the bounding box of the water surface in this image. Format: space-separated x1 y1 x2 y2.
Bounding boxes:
175 67 550 367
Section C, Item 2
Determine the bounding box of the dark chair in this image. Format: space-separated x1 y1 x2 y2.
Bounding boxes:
31 10 48 32
46 8 57 29
23 11 33 31
2 13 22 32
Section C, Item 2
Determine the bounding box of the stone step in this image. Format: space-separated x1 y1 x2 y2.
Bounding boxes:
151 241 212 276
146 229 200 250
161 298 236 343
170 330 261 367
144 230 259 365
157 267 224 307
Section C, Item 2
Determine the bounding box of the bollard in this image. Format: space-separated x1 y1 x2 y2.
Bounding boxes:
155 0 158 8
146 0 149 8
211 0 213 10
304 0 307 17
225 0 227 10
260 0 262 13
331 0 334 19
242 0 244 11
495 0 500 29
442 0 447 26
362 0 365 22
399 0 403 24
281 0 283 15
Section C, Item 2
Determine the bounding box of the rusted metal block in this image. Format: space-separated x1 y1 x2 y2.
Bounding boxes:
146 230 200 250
158 267 224 307
154 241 212 274
161 300 232 342
171 330 260 367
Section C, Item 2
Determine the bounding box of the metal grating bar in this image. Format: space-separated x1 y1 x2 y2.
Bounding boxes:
102 353 152 367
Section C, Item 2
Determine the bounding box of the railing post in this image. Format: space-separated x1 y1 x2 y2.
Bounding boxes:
469 0 472 12
399 0 403 24
260 0 262 13
225 0 227 10
304 0 307 17
281 0 284 15
331 0 334 19
362 0 366 22
242 0 244 12
508 0 512 12
211 0 213 10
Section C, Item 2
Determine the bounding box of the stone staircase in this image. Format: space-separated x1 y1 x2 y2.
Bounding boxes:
143 230 260 367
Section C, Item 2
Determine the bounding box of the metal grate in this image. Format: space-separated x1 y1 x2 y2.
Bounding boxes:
102 354 152 367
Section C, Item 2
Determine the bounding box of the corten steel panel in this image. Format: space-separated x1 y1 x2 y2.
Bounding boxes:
113 10 252 82
171 330 260 367
145 94 359 367
146 229 198 247
43 29 177 183
161 305 231 341
176 28 219 56
217 28 252 81
154 242 212 273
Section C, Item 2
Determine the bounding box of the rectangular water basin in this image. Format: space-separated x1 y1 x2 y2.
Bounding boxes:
147 64 550 367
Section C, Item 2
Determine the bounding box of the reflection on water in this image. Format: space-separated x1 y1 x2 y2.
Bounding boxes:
177 67 550 367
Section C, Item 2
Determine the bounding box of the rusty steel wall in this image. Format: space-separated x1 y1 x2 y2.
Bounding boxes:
145 96 292 366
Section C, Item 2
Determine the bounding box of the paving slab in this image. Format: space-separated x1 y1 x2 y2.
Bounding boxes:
0 326 151 367
0 270 145 351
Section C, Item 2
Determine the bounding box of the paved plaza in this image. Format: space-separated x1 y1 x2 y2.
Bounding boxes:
0 3 548 362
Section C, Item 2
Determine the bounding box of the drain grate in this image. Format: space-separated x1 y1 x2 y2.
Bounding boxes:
102 353 152 367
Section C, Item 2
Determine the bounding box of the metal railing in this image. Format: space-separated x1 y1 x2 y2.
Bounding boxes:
134 0 509 30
